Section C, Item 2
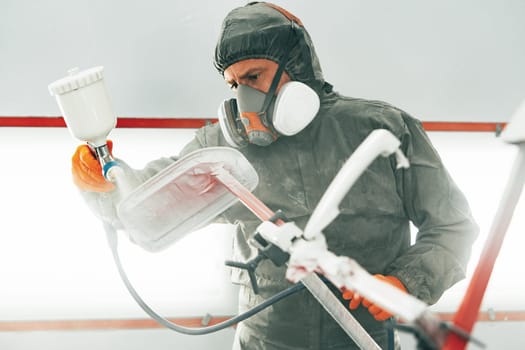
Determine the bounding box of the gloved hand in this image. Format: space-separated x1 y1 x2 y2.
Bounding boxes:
71 140 115 192
342 274 407 321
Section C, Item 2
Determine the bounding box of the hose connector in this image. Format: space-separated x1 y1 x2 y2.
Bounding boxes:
91 143 120 181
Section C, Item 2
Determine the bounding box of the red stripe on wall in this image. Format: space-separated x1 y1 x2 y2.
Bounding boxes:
0 116 66 127
0 316 233 332
1 311 524 332
0 117 214 128
422 121 505 133
116 118 213 128
0 116 506 132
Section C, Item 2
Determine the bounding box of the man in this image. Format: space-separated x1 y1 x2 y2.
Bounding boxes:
72 2 479 349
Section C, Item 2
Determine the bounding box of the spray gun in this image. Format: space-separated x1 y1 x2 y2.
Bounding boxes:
48 66 121 181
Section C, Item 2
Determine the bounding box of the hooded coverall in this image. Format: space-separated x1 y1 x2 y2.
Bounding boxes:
82 3 479 349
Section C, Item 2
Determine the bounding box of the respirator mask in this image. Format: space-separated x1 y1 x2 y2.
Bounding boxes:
218 66 320 148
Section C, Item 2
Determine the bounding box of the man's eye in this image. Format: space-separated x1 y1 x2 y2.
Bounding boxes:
247 73 259 81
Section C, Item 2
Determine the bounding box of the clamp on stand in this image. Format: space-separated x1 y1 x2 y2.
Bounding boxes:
224 210 294 294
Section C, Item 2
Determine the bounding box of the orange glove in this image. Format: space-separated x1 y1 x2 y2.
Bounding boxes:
342 274 407 321
71 140 115 192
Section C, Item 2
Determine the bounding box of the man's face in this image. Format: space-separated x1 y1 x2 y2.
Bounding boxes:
223 58 291 95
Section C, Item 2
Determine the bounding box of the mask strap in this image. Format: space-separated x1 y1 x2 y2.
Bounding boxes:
259 63 286 117
259 22 297 121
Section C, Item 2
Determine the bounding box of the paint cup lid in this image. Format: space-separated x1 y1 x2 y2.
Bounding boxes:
48 66 104 96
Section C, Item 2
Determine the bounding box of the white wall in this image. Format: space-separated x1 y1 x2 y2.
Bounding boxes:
0 329 237 350
1 0 525 121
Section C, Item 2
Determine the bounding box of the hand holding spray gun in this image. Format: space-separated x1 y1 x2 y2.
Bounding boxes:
71 140 115 192
49 67 123 192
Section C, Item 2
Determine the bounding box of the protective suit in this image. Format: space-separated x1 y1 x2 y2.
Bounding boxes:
80 2 479 349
